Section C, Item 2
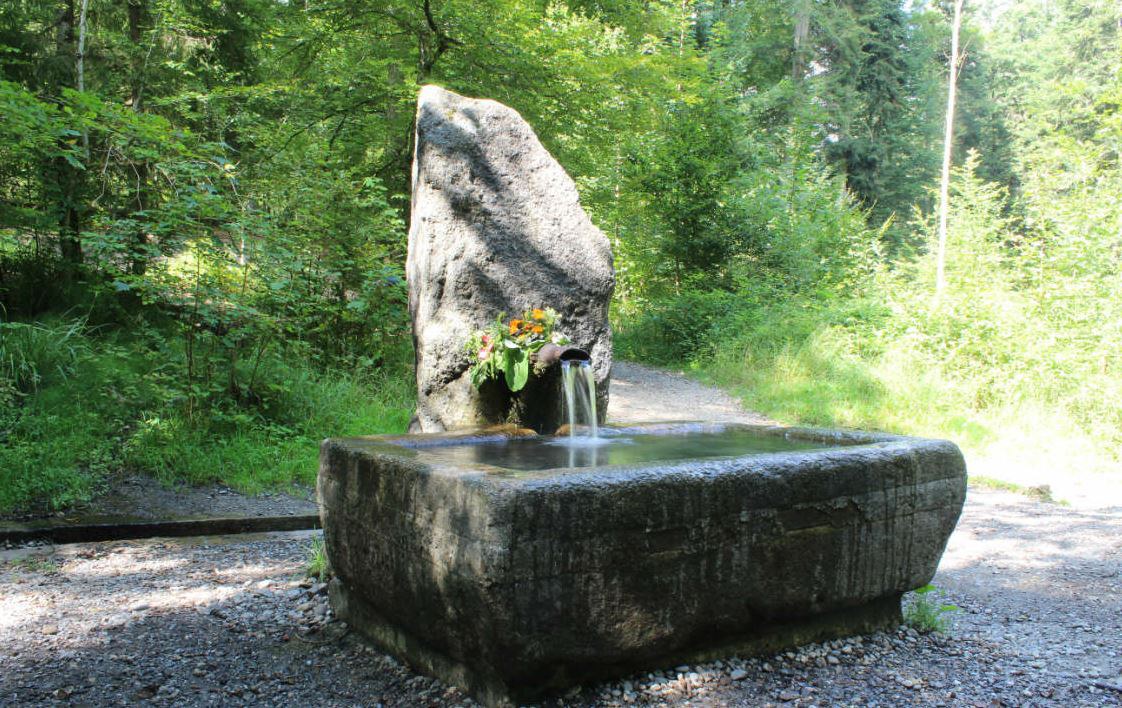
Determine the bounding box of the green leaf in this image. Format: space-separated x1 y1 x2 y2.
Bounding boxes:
504 349 529 392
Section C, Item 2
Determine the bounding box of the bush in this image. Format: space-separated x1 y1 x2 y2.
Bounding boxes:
121 355 414 492
0 314 414 514
0 317 89 392
614 290 742 365
903 584 958 634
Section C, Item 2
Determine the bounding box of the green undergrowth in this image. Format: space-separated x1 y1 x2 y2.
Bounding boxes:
968 476 1065 505
614 281 1121 487
614 155 1121 490
0 316 413 514
903 584 958 634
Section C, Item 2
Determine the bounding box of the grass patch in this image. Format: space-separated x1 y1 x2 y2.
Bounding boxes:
0 315 414 514
306 533 330 581
122 366 413 492
903 584 957 634
615 280 1121 490
969 476 1064 504
0 323 135 514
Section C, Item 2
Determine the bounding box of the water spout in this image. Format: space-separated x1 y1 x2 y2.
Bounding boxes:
535 343 590 367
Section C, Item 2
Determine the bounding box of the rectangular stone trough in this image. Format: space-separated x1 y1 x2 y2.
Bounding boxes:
318 423 966 706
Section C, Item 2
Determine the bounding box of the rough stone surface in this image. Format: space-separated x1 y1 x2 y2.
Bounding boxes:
318 423 968 706
406 85 614 433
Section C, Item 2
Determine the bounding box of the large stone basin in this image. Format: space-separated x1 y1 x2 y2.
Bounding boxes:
318 423 966 706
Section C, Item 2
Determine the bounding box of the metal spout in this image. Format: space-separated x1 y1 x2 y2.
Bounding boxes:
534 343 591 367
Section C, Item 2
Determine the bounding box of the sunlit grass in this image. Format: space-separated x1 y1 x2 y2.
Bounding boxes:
0 319 414 513
122 366 413 493
620 284 1121 491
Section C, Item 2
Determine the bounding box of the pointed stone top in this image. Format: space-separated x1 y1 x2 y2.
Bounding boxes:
407 86 614 433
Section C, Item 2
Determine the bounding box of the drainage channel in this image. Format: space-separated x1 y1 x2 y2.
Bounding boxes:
1 513 321 546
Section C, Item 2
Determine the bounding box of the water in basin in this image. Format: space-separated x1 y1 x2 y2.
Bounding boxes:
414 427 838 472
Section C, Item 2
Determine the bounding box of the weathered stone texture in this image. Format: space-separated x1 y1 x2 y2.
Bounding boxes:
318 424 968 706
406 85 614 433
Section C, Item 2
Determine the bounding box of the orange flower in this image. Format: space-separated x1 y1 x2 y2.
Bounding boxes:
508 319 523 334
531 308 545 320
531 324 544 334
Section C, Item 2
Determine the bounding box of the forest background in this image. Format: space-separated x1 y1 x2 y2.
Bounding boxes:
1 0 1118 512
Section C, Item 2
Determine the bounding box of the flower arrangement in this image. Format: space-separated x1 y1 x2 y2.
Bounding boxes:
467 308 569 391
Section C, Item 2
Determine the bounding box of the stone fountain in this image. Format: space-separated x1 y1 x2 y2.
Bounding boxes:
319 86 967 707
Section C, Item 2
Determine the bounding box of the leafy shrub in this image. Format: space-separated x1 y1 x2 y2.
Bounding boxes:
615 290 742 365
903 584 958 634
306 534 330 581
0 317 89 392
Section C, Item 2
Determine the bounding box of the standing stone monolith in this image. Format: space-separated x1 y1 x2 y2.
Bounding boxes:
407 85 614 433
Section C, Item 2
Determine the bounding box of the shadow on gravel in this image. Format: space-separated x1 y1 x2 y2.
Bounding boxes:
0 582 458 706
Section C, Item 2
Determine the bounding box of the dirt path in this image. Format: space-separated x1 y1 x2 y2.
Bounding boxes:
608 361 771 425
2 362 1120 706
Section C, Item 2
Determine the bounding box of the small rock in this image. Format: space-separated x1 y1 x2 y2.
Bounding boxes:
730 669 748 681
778 689 800 702
41 625 58 635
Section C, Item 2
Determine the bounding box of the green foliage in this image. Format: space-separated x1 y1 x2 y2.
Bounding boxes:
677 151 1119 481
0 319 413 513
615 290 741 365
622 93 750 287
0 329 134 513
903 584 958 634
306 534 330 582
120 351 414 491
468 309 566 392
1 0 1119 513
0 316 89 392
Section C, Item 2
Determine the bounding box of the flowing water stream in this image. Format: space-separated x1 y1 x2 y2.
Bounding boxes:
561 359 598 440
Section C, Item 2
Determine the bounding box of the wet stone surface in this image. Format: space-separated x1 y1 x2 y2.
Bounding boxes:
1 489 1120 706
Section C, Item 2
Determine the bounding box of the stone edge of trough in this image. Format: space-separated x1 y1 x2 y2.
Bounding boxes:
0 513 322 545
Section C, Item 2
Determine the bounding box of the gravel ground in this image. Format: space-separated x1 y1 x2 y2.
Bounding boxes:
2 362 1119 706
0 474 316 526
1 490 1119 707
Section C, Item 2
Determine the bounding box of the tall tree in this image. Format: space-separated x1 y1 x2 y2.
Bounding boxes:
935 0 964 300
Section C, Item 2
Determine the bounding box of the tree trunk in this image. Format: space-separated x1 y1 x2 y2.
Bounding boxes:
129 0 151 275
792 0 810 81
935 0 964 301
76 0 89 154
55 0 84 265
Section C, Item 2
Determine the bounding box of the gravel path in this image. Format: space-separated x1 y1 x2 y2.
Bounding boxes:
3 362 1120 706
2 491 1119 707
608 362 770 425
1 475 315 526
